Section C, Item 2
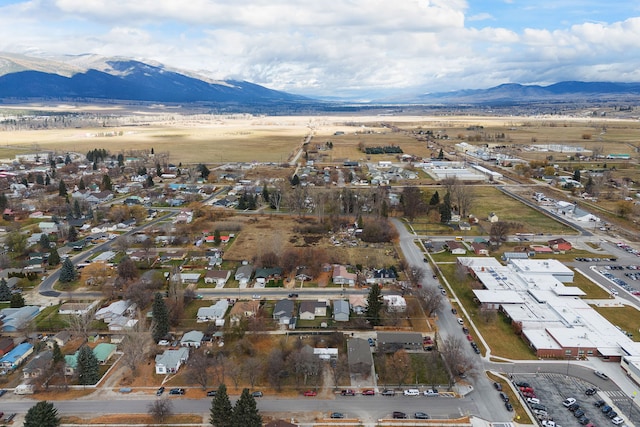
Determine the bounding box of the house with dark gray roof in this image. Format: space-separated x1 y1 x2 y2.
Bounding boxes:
347 338 373 377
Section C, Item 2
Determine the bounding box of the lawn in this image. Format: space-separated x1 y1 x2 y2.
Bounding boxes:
592 305 640 342
572 269 612 299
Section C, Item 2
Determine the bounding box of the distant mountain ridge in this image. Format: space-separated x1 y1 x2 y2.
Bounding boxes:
1 52 640 106
408 81 640 105
0 52 307 105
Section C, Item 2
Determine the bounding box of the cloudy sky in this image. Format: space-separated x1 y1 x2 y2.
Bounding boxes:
1 0 639 100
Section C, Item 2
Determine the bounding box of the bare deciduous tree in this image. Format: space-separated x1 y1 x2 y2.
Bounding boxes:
186 350 211 389
120 315 152 373
416 285 443 316
243 357 263 388
148 398 173 423
66 306 98 343
329 354 349 389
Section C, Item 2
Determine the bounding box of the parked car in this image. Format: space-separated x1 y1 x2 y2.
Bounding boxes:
451 308 457 314
493 382 502 391
423 388 438 396
362 389 375 396
515 381 531 388
341 389 355 396
392 411 407 419
505 402 514 412
457 317 464 325
585 387 597 396
169 388 185 395
594 400 606 407
251 391 263 398
368 337 375 347
0 389 6 397
499 392 509 402
562 397 577 407
403 389 420 396
156 386 165 396
303 390 317 397
594 370 609 380
568 403 580 412
602 405 613 414
574 409 585 418
414 412 430 419
381 389 395 396
330 412 344 419
288 293 299 298
206 390 217 397
527 397 541 405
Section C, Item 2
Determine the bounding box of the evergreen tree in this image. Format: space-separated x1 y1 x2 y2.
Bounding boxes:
291 174 300 186
39 233 51 250
45 175 51 186
151 147 155 155
52 341 64 364
76 345 100 385
439 191 452 223
437 148 444 160
58 180 67 197
210 384 233 427
78 177 86 190
573 169 581 182
48 248 60 266
24 400 60 427
232 388 262 427
59 258 77 283
429 190 440 206
0 192 7 211
10 292 25 308
197 163 210 180
0 279 11 301
262 183 269 203
92 161 97 171
101 174 112 191
214 229 221 245
152 292 170 343
73 199 82 218
365 283 383 326
117 153 124 166
68 226 78 242
156 163 162 176
36 174 45 185
145 175 155 188
64 154 71 165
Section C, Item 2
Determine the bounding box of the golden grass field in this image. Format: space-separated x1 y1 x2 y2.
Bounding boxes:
2 109 639 164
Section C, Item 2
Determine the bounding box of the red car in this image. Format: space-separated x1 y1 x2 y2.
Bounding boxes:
362 389 375 396
466 334 473 341
303 390 317 397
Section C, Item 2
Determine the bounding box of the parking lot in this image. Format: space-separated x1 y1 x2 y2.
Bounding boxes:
511 373 639 427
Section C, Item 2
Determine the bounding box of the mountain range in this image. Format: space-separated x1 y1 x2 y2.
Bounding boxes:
1 52 640 107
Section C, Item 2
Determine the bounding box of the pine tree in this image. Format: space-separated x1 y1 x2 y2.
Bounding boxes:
10 293 25 308
52 341 64 364
24 400 60 427
76 345 100 385
152 292 169 343
437 148 444 160
232 388 262 427
45 175 51 186
210 384 233 427
0 279 11 301
101 174 112 191
291 174 300 186
429 191 440 206
68 226 78 242
59 258 77 283
58 180 67 197
73 199 82 218
365 283 383 326
39 233 51 250
48 248 60 266
78 177 86 190
145 175 154 188
0 192 7 211
262 183 269 203
214 229 221 245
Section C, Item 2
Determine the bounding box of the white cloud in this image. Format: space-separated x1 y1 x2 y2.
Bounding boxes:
0 0 638 98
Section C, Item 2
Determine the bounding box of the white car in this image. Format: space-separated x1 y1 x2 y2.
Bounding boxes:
562 397 576 407
403 389 420 396
594 370 609 380
157 340 170 346
527 397 540 405
611 417 624 425
252 294 261 300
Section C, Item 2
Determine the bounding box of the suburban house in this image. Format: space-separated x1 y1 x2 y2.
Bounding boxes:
332 265 357 286
383 295 407 312
95 300 136 323
347 338 373 377
471 242 489 256
180 330 204 348
172 273 201 284
155 347 190 375
204 270 231 286
235 265 254 286
228 300 260 326
58 301 98 315
23 350 53 379
273 299 295 326
0 343 33 371
38 221 59 234
49 331 71 349
369 268 397 285
548 238 572 252
333 300 350 322
298 300 327 320
85 191 114 204
445 241 467 255
196 300 229 325
348 295 368 315
376 332 423 353
255 267 283 286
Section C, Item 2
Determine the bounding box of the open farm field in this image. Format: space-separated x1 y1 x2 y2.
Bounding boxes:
3 111 640 164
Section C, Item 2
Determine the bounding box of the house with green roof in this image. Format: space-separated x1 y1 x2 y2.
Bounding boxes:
64 343 117 376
